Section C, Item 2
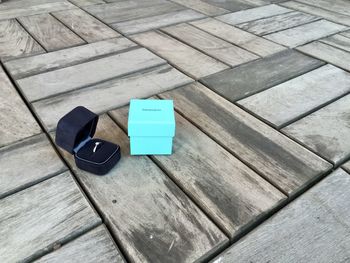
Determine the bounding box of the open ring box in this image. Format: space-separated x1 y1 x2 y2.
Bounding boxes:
55 106 121 175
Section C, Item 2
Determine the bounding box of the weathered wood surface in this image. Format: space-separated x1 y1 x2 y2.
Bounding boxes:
0 171 101 263
159 83 332 196
0 65 41 148
238 64 350 128
162 23 258 67
264 19 347 47
110 106 286 239
170 0 229 16
17 48 165 101
0 19 45 61
342 30 350 38
33 64 192 131
0 134 66 199
52 9 120 43
4 37 136 79
190 18 286 57
35 226 125 263
319 34 350 52
342 161 350 173
132 31 228 79
200 50 324 101
201 0 260 12
283 95 350 166
55 114 228 262
69 0 105 7
18 13 85 51
211 169 350 263
296 0 350 17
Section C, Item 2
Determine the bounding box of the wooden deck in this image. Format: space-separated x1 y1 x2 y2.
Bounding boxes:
0 0 349 262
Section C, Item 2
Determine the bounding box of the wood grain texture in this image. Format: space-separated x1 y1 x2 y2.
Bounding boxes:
0 19 44 61
170 0 229 16
33 64 192 131
319 34 350 52
17 48 165 101
296 0 350 17
341 30 350 38
69 0 106 7
283 94 350 165
131 31 228 79
110 107 286 239
190 18 286 57
55 114 228 262
159 82 332 196
0 171 101 263
162 23 258 66
0 134 66 199
200 49 324 101
211 169 350 263
35 226 125 263
52 9 119 43
239 64 350 128
202 0 261 12
4 37 136 79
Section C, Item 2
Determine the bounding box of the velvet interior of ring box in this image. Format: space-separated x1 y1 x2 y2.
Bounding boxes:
55 106 121 175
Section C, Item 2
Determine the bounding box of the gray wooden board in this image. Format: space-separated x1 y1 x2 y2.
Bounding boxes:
52 9 120 43
0 65 41 148
159 82 332 196
0 133 66 199
35 226 125 263
200 49 324 101
264 19 347 47
319 34 350 52
170 0 229 16
33 64 193 131
17 47 165 102
4 37 136 79
342 30 350 38
296 0 350 17
190 18 286 57
238 64 350 128
161 23 258 67
282 94 350 166
202 0 259 12
131 31 228 79
0 19 45 61
211 169 350 263
0 171 101 263
110 106 286 239
54 114 229 262
69 0 106 7
342 161 350 173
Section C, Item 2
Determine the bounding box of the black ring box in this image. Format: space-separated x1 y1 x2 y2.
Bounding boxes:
55 106 121 175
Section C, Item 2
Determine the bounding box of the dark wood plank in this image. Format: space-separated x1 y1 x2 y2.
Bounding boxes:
170 0 229 16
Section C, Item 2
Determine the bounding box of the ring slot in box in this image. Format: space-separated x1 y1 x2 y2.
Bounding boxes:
55 106 121 175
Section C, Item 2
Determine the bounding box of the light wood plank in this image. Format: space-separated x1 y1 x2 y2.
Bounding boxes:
159 82 332 196
238 64 350 128
17 48 165 101
170 0 229 16
69 0 105 7
55 114 229 262
162 23 258 66
297 0 350 17
18 13 85 51
212 169 350 263
200 49 324 101
35 226 125 263
132 31 228 79
319 34 350 52
283 94 350 165
0 171 101 263
53 9 119 43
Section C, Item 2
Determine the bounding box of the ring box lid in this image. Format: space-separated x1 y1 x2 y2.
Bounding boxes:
128 99 175 137
55 106 98 154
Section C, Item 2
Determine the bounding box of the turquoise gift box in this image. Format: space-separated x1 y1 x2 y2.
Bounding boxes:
128 99 175 155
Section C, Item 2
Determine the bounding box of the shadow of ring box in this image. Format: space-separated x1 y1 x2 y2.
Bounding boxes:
55 106 121 175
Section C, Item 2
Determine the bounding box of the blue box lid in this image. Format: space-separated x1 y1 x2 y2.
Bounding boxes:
128 99 175 137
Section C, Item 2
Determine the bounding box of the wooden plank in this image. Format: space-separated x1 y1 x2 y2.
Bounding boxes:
342 161 350 173
190 18 286 57
296 0 350 17
238 64 350 128
33 64 192 131
212 169 350 263
201 0 261 12
17 48 166 102
55 114 229 262
341 30 350 38
0 134 66 199
52 9 119 43
4 37 136 79
0 171 101 263
159 82 332 196
282 95 350 165
69 0 106 7
0 19 45 61
131 31 228 79
200 50 324 101
35 226 125 263
319 34 350 52
162 23 258 67
264 19 347 47
170 0 229 16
